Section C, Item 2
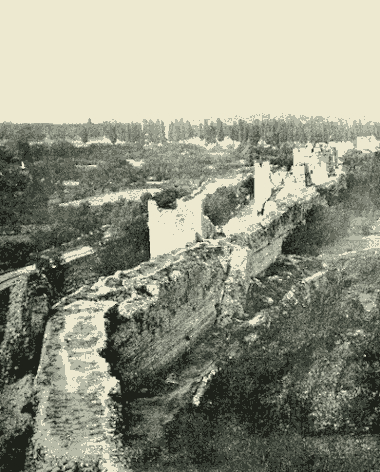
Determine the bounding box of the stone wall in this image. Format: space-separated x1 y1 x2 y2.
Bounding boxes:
148 163 273 258
50 176 342 393
1 171 346 470
148 196 204 258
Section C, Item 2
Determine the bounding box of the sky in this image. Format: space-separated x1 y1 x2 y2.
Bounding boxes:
1 0 380 127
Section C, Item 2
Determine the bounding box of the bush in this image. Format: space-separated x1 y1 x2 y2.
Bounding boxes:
270 154 293 171
49 140 76 159
239 175 255 200
0 236 34 272
203 186 240 227
29 143 49 162
29 224 82 254
94 233 150 277
140 192 153 212
93 199 150 276
37 250 66 302
0 145 14 164
152 187 191 210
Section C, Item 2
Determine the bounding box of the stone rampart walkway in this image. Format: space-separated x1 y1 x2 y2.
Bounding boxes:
31 300 129 471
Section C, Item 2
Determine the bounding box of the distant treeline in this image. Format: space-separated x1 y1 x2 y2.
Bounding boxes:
1 116 380 148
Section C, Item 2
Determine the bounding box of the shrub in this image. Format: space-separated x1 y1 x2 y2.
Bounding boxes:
361 221 372 236
0 145 14 164
68 202 100 235
93 199 150 276
152 187 191 210
37 250 66 302
49 140 76 159
203 186 240 227
0 236 34 272
239 175 255 200
29 143 49 162
140 192 153 212
270 154 293 171
94 233 149 277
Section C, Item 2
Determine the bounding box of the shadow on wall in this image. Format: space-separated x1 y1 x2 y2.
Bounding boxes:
281 203 351 257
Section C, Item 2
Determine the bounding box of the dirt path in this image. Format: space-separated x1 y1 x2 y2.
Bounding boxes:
58 188 163 208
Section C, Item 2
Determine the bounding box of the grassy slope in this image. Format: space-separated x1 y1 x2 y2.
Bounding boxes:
132 252 380 472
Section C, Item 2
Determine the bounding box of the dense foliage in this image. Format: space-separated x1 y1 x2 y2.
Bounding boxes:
203 186 243 227
92 196 150 277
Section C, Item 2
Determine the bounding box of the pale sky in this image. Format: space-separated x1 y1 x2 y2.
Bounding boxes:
1 0 379 126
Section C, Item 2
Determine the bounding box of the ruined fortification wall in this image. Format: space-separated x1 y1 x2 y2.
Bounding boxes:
51 177 341 392
4 170 346 471
148 163 273 258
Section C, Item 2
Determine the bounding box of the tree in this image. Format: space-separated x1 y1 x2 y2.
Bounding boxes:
107 122 117 145
203 120 211 144
0 160 31 229
188 122 195 139
9 126 34 164
160 120 167 144
322 122 330 143
248 122 261 146
168 122 174 141
279 120 288 146
209 121 217 144
216 118 225 142
238 119 246 143
125 123 131 142
293 123 301 143
0 149 51 228
266 120 279 147
374 123 380 140
142 119 150 145
120 124 128 142
79 125 89 145
199 123 205 140
287 120 295 144
151 119 159 144
231 121 239 142
173 120 180 142
184 120 193 140
179 118 185 141
138 122 145 146
243 122 249 143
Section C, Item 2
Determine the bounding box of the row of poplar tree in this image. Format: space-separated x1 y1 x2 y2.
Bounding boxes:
78 117 380 147
2 117 380 149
